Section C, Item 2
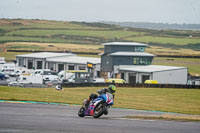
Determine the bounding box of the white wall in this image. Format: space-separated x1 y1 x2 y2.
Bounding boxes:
153 68 188 84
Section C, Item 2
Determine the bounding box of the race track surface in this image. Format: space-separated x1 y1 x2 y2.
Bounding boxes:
0 102 199 133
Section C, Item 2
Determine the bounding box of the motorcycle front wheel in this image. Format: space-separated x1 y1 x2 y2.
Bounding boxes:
93 102 106 118
78 107 85 117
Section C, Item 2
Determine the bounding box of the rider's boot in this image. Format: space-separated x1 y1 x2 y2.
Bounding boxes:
83 99 90 108
104 108 108 115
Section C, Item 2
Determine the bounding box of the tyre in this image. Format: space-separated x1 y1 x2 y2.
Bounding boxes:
93 102 106 118
78 107 85 117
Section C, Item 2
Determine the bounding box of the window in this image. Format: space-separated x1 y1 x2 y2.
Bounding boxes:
79 66 86 70
68 65 75 70
133 58 152 65
135 47 145 52
140 47 145 52
77 73 90 79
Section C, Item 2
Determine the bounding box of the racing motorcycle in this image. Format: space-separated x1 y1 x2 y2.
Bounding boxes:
78 89 114 118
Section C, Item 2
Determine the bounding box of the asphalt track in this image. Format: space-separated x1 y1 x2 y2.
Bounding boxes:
0 102 199 133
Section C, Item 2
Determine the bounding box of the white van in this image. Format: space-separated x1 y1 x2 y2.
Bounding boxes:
43 75 61 82
15 67 34 76
31 69 51 76
58 70 74 81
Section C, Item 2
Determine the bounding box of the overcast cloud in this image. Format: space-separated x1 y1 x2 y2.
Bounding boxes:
0 0 200 24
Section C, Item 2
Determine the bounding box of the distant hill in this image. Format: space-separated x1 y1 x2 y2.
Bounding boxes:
0 19 200 56
101 21 200 30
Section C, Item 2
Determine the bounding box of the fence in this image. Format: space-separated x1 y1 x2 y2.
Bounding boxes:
61 83 200 89
3 82 200 89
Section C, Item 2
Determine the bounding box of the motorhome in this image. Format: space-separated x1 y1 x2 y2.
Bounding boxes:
8 75 43 86
58 70 87 81
32 69 60 83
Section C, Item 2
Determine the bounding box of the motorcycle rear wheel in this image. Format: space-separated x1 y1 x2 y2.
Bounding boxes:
93 102 106 118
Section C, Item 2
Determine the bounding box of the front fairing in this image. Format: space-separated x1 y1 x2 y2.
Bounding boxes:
98 93 114 106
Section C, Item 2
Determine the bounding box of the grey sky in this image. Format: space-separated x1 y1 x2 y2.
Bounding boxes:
0 0 200 24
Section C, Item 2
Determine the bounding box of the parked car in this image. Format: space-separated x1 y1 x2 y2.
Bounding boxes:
0 73 6 80
144 80 158 84
8 82 23 87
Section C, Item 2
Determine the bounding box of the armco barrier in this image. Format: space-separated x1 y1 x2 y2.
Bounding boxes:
61 83 200 89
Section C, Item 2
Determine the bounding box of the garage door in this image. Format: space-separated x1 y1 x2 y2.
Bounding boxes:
129 73 136 84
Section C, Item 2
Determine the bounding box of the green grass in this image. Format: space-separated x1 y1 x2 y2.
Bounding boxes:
127 36 200 45
6 29 144 39
0 36 90 44
125 115 200 122
8 44 45 50
0 52 31 61
0 20 106 31
1 19 200 57
0 86 200 115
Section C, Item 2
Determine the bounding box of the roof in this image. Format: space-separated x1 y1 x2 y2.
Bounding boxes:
16 52 74 59
119 65 187 73
47 56 101 64
103 42 147 46
109 52 155 57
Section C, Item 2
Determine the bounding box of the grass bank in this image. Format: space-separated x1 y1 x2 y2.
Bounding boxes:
0 86 200 115
125 114 200 122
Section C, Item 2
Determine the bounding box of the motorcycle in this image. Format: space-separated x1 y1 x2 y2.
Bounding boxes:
78 90 114 118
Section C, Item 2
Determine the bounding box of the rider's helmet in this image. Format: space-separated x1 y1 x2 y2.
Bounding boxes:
89 93 98 101
108 81 116 95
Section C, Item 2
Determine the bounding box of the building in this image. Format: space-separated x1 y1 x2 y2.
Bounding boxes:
16 52 101 77
118 65 188 84
101 42 155 76
46 56 101 77
16 52 74 69
101 42 188 84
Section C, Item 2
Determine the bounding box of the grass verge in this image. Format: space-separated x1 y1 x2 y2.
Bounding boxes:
0 86 200 115
125 114 200 122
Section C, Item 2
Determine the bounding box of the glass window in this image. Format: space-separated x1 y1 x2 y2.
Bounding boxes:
79 66 86 70
140 47 145 52
135 47 145 52
68 65 75 70
135 47 140 52
133 58 152 65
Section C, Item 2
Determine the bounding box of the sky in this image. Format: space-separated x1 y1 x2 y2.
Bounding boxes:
0 0 200 24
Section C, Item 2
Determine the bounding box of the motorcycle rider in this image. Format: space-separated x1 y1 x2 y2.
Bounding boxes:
84 81 116 108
